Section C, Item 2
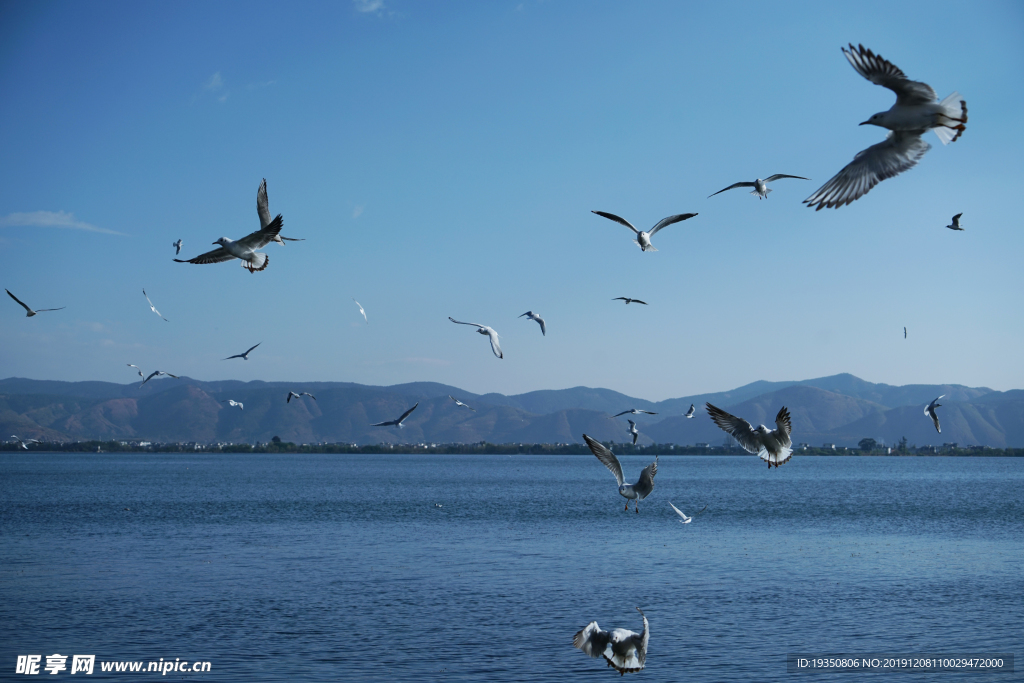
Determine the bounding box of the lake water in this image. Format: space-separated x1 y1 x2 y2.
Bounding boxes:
1 453 1021 681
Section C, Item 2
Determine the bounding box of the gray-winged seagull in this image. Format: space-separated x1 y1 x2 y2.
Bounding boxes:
223 343 260 361
925 395 944 433
613 297 647 305
173 239 182 255
6 289 64 317
612 408 657 418
287 391 316 403
519 311 546 336
448 395 476 411
592 210 697 252
627 419 639 446
142 289 168 322
946 213 964 230
257 178 304 247
11 435 41 450
371 402 419 428
127 364 144 380
684 404 695 418
707 403 793 469
573 607 648 675
449 317 503 359
709 174 809 199
141 370 178 386
222 400 243 410
583 434 657 513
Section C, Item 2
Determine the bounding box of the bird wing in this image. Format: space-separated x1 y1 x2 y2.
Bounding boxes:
448 317 484 329
175 246 235 264
536 317 546 336
237 214 284 250
803 131 930 210
592 210 638 234
635 608 648 668
487 329 503 358
668 501 688 520
396 402 419 425
708 181 755 197
612 297 628 302
287 392 297 403
142 371 158 384
370 420 396 427
634 459 657 499
774 407 793 449
764 174 809 183
611 410 631 418
573 621 611 659
648 213 697 236
244 343 261 356
706 403 763 455
161 372 178 378
583 434 624 486
279 236 304 241
256 179 273 230
637 410 657 415
633 299 648 305
843 43 937 106
34 307 65 312
303 393 316 400
6 289 33 313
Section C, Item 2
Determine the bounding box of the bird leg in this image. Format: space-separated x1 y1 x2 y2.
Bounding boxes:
624 502 629 512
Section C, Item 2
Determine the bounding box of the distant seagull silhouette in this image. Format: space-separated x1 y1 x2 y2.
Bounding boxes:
142 289 168 322
173 239 183 255
708 174 809 199
287 391 316 403
946 213 964 230
353 299 367 323
925 395 944 433
573 607 649 675
257 178 304 247
904 327 907 339
612 408 657 418
519 311 546 336
11 435 40 450
583 434 657 513
685 404 695 418
613 297 647 305
127 364 144 380
371 402 419 428
141 370 178 386
222 399 243 411
449 317 502 359
707 403 793 469
804 44 967 210
627 419 639 445
6 289 64 317
224 343 260 361
592 210 697 252
448 395 476 411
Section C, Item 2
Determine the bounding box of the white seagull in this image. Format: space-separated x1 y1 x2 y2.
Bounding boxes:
925 395 944 433
627 419 639 446
669 501 707 524
353 299 367 323
222 400 243 411
804 44 967 210
141 370 178 386
684 404 695 418
173 239 183 255
708 174 809 199
706 403 794 469
573 607 649 675
257 178 305 247
142 289 168 322
11 435 41 450
583 434 658 513
223 343 260 361
946 213 964 231
287 391 317 403
592 210 697 252
612 297 647 305
612 408 657 418
6 289 64 317
449 317 502 359
371 402 419 428
448 395 476 411
519 311 546 336
127 364 144 380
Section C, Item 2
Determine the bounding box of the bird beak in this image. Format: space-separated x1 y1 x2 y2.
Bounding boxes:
858 120 870 126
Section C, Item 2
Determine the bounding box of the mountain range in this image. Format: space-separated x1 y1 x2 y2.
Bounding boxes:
2 373 1022 447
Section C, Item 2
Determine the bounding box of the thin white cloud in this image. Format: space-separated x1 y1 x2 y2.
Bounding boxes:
352 205 364 219
205 72 224 91
353 0 385 12
0 211 125 236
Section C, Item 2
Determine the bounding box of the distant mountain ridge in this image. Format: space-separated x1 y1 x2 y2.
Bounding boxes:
1 373 1018 447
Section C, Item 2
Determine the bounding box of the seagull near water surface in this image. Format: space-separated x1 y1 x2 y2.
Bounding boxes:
708 174 809 199
6 289 64 317
519 311 546 336
448 317 502 359
592 210 696 252
804 44 967 210
11 435 41 450
573 607 649 675
925 395 944 433
371 402 419 428
583 434 657 513
223 343 261 361
142 289 168 322
706 403 794 469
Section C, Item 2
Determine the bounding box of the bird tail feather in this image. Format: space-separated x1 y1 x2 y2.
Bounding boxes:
245 253 269 272
934 92 967 145
758 447 793 466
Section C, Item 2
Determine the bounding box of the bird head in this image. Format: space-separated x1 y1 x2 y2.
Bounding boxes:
859 113 884 127
214 237 229 246
756 425 770 435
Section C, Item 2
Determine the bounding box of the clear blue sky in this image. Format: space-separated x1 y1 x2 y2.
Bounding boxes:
1 0 1021 400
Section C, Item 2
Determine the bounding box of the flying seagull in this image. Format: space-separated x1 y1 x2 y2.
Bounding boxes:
946 213 964 231
804 44 967 210
519 311 546 336
353 299 367 323
448 395 476 411
222 400 243 410
612 408 657 418
612 297 647 305
256 178 304 247
904 327 907 339
6 289 64 317
127 364 144 380
627 419 639 446
684 404 695 418
669 501 707 524
371 402 419 428
592 210 697 252
708 174 809 199
11 435 41 450
287 391 316 403
573 607 648 675
173 239 182 255
142 289 168 322
706 402 794 469
582 434 657 513
141 370 178 386
449 317 502 359
223 343 261 361
925 395 944 433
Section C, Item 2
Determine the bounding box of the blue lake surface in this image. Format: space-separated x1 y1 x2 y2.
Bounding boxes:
1 453 1021 681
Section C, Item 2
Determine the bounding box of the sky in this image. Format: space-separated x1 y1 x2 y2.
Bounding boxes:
1 0 1022 401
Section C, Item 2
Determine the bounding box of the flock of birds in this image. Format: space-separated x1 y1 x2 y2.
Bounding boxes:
6 43 969 675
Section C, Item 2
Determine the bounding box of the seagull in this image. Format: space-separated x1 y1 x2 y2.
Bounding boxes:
684 404 695 418
353 299 367 323
612 297 647 305
706 403 794 469
448 395 476 411
519 311 546 336
904 326 907 339
127 364 144 380
592 210 697 252
371 402 419 428
708 174 809 199
925 395 944 433
804 44 967 210
434 503 443 508
222 400 243 411
223 343 261 361
946 213 964 230
449 317 502 359
287 391 317 403
257 178 304 247
669 502 707 524
627 419 639 446
173 239 182 255
573 607 648 675
141 370 178 386
612 408 657 418
6 289 64 317
11 435 41 450
142 289 168 322
582 434 657 513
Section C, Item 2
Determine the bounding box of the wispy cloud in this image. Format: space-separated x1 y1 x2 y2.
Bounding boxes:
204 72 229 103
353 0 385 12
0 211 125 236
352 205 364 219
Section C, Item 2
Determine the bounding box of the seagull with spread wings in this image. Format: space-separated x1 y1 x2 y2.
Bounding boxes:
706 403 794 469
223 343 260 361
612 297 647 305
669 502 707 524
574 607 649 675
371 402 419 428
519 311 546 336
222 400 243 411
627 420 640 446
173 239 183 255
592 210 696 252
141 370 178 386
142 289 168 322
804 44 967 210
353 299 367 323
583 434 657 513
127 364 144 380
11 435 41 450
448 395 476 411
684 404 695 418
946 213 964 231
612 408 657 418
6 289 64 317
287 391 316 403
257 178 304 247
709 174 809 199
449 317 502 359
925 395 944 433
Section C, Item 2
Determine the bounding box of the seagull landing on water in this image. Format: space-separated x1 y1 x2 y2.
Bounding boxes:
573 607 648 675
11 435 40 450
371 403 419 428
804 44 967 210
353 299 367 323
222 400 243 411
707 403 794 469
173 239 183 255
612 408 657 418
925 395 944 433
592 210 696 252
708 174 809 199
946 213 964 231
627 420 640 446
685 404 695 418
257 178 304 248
448 395 476 411
613 297 647 306
6 289 64 317
287 391 316 403
449 317 502 359
583 434 657 513
141 370 178 386
223 343 260 361
519 311 546 336
142 289 168 322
